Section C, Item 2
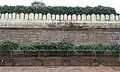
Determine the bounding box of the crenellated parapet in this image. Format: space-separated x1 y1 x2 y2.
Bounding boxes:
0 13 119 21
0 13 120 28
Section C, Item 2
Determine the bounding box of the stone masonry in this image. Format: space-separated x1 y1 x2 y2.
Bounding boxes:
0 28 120 44
0 13 120 44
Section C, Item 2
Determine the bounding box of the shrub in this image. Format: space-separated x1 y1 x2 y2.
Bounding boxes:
33 42 49 50
19 43 37 51
0 40 119 55
56 40 75 50
0 40 19 51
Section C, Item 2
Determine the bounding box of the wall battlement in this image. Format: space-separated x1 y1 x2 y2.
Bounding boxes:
0 13 119 21
0 13 120 28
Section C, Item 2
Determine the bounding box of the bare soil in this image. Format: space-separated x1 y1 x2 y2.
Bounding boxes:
0 66 120 72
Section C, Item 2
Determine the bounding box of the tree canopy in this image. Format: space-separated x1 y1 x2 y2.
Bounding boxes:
0 5 117 15
31 1 46 7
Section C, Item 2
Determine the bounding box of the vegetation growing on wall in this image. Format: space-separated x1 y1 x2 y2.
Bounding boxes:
0 5 117 15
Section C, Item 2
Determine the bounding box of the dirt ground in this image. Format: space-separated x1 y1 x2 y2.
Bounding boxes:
0 66 120 72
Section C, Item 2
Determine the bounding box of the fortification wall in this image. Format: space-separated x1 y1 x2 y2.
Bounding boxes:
0 28 119 44
0 13 120 43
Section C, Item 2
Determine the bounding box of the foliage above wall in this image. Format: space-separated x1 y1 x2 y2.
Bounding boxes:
0 5 117 15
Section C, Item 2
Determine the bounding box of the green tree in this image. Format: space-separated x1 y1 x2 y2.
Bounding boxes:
0 5 117 14
31 1 46 7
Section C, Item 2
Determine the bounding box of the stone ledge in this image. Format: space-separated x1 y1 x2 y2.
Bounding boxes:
0 20 120 28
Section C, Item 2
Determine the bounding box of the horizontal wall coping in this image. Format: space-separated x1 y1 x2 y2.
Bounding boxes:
0 20 120 23
0 21 120 28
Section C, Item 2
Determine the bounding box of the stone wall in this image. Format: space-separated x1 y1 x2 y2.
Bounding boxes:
0 28 120 44
0 56 119 66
